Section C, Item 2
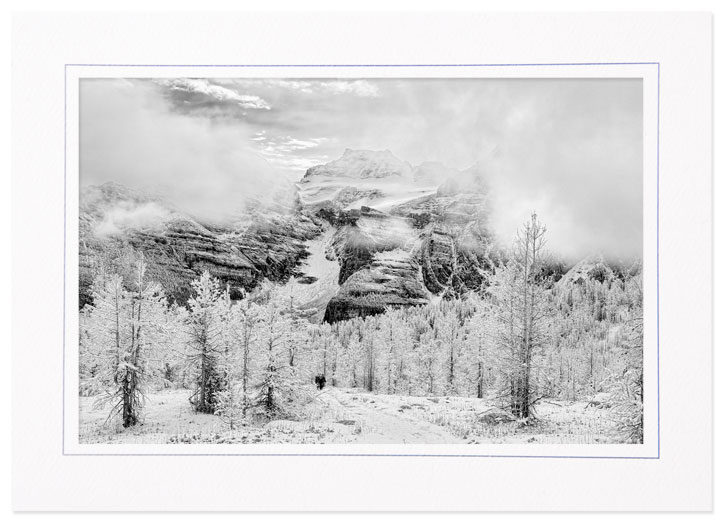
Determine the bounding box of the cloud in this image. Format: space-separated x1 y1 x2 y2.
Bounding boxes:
81 79 288 222
318 80 380 97
251 132 331 172
157 78 271 109
258 135 329 153
478 80 643 262
94 202 171 238
226 79 380 98
82 77 642 261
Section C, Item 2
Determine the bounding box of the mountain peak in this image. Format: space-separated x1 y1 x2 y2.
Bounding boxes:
303 149 413 181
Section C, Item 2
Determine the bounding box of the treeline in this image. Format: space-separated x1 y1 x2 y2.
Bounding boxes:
80 214 644 442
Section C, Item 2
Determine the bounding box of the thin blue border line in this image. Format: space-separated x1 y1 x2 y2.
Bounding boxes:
63 62 660 459
62 64 67 455
656 62 661 459
66 62 658 67
60 453 660 459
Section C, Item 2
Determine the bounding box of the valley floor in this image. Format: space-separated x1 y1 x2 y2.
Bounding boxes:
79 387 620 445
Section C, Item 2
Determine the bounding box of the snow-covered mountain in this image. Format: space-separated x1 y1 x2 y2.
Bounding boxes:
556 255 637 289
81 149 574 323
294 150 501 322
297 149 439 213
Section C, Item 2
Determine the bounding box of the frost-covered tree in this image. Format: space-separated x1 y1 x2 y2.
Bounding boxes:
435 306 464 395
377 320 395 394
338 329 364 388
214 386 246 431
608 273 644 443
312 322 336 378
414 331 439 395
185 271 224 413
77 207 646 443
489 213 550 418
252 287 307 418
82 274 128 400
82 260 167 427
465 300 494 399
118 260 167 426
376 312 407 394
230 291 259 416
360 317 379 392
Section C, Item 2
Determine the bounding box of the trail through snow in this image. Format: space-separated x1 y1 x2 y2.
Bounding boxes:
319 388 465 444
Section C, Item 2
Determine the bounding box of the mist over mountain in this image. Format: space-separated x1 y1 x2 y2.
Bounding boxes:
80 148 638 322
81 78 642 262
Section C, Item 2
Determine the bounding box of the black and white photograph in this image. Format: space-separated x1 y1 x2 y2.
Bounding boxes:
77 77 644 446
10 7 717 513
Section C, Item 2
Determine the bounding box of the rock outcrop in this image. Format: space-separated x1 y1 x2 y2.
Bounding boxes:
79 182 321 306
301 151 502 323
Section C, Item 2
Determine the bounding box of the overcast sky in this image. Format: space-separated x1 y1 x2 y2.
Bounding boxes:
81 77 642 260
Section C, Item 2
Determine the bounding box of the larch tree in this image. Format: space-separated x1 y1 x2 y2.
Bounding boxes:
119 259 167 427
609 273 644 443
436 306 463 395
376 312 400 394
312 323 336 379
489 212 550 418
83 274 129 407
84 260 167 427
252 287 302 418
212 285 244 429
185 271 224 414
465 300 493 399
360 317 378 392
339 330 364 388
232 292 259 416
415 331 439 395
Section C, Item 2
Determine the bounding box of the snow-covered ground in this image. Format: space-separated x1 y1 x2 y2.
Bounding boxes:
79 388 618 445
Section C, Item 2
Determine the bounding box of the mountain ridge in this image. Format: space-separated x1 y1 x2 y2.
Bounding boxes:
79 149 637 322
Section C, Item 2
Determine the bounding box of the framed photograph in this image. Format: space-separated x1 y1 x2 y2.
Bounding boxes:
12 11 712 511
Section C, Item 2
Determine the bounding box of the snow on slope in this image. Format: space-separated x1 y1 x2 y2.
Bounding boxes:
297 149 449 212
279 224 340 321
303 148 413 180
556 255 613 288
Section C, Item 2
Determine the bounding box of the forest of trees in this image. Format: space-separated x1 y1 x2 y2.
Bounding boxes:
79 214 644 443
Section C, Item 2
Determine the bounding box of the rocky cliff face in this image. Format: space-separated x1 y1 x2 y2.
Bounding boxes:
80 150 504 322
79 182 321 307
298 151 502 323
